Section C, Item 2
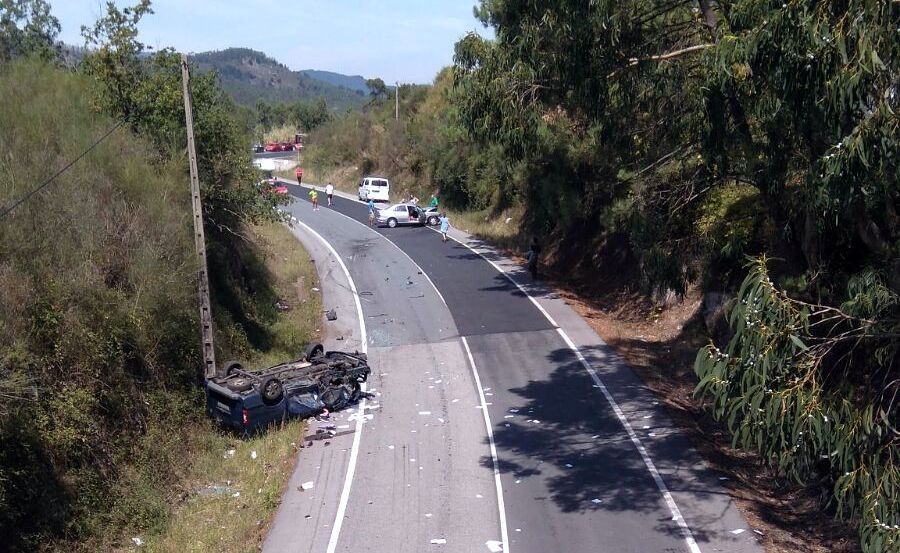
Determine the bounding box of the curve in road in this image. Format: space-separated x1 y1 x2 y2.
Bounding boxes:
267 183 764 553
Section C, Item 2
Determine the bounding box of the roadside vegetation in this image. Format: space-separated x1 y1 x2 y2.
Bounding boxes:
0 2 320 551
301 2 898 551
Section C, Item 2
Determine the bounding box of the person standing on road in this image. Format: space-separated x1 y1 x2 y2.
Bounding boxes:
325 182 334 206
439 212 450 242
526 237 542 279
368 198 376 227
308 187 319 211
295 166 303 184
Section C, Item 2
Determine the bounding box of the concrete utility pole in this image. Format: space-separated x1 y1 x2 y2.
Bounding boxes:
181 54 217 380
395 81 399 120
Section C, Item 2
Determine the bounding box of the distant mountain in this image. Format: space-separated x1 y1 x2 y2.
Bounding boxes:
299 70 370 95
191 48 369 110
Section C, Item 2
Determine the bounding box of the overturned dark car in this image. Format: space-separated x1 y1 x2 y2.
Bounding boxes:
205 344 369 434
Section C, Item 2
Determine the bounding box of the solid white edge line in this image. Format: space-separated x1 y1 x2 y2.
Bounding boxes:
462 336 511 553
290 183 451 309
292 184 699 552
555 328 701 553
438 226 702 553
291 219 368 553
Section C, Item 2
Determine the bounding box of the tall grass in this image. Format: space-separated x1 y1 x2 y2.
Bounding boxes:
0 60 320 551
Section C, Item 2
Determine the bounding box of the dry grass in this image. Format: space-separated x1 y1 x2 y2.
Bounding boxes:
444 205 527 251
144 420 306 553
246 223 323 367
139 222 321 553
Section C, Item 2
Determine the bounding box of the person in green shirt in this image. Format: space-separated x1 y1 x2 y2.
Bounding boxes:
308 188 319 211
429 193 439 208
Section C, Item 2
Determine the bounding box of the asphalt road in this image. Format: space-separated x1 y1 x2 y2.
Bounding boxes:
265 184 764 553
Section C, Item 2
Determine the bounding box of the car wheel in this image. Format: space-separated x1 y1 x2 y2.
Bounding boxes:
222 360 243 376
387 218 398 228
428 216 438 226
226 377 253 393
259 377 284 405
304 343 324 362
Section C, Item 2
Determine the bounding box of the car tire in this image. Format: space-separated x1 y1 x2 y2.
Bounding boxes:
304 343 324 362
223 360 243 376
387 218 398 228
226 377 253 393
259 377 284 406
428 216 438 226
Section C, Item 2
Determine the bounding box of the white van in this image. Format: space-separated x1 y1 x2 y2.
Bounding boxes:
358 176 390 202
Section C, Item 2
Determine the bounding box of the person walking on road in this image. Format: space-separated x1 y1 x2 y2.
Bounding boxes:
368 198 376 227
526 237 542 279
308 187 319 211
439 212 450 242
325 182 334 206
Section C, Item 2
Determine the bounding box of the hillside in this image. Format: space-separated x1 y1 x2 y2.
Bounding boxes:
192 47 367 110
299 69 370 94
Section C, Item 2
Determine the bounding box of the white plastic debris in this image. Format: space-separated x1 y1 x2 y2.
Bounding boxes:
232 492 240 498
131 537 144 546
425 513 433 518
300 481 314 491
565 463 574 468
419 411 432 415
430 538 447 544
250 450 257 460
475 494 483 498
486 540 504 552
591 498 603 504
730 529 746 535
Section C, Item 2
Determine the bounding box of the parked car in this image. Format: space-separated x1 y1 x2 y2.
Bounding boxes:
252 144 264 153
279 142 294 152
357 176 390 202
205 344 370 434
375 203 427 228
264 142 281 152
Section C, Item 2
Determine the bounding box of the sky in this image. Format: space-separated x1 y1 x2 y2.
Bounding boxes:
51 0 492 84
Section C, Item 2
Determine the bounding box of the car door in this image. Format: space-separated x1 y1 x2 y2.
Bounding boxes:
394 205 409 224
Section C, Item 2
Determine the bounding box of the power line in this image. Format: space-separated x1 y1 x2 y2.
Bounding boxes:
0 118 127 222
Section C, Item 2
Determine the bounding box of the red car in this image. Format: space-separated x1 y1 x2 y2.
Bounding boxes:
259 178 288 195
280 142 294 152
264 142 281 152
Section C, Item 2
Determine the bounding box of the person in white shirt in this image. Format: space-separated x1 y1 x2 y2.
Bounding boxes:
325 182 335 206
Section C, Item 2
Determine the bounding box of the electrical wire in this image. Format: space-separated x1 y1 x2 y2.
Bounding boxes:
0 118 127 222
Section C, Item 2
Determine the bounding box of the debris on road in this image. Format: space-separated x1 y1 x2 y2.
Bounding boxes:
300 481 314 491
430 538 447 545
730 529 746 535
486 540 503 552
326 308 337 321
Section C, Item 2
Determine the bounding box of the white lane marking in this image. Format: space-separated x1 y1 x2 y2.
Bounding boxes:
462 336 510 553
554 328 701 553
291 183 450 309
444 230 701 552
291 219 368 553
295 185 699 551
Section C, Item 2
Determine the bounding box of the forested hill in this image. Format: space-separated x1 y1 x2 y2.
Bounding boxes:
192 47 367 110
299 69 370 94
